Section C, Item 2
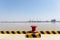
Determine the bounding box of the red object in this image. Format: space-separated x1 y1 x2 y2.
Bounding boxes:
31 25 37 33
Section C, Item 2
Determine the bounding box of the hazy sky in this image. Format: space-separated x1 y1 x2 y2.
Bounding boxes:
0 0 60 21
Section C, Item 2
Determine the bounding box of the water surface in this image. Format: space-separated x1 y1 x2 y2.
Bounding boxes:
0 22 60 31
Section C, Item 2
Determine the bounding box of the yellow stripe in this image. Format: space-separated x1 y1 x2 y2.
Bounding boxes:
49 30 53 34
14 31 17 34
0 32 1 34
35 33 40 38
27 33 32 38
44 30 47 34
20 31 23 34
55 30 58 34
4 31 7 34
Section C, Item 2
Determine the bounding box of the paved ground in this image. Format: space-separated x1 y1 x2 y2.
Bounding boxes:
0 34 60 40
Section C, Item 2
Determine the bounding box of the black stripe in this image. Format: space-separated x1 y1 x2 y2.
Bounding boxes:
27 31 32 33
32 34 36 38
26 35 29 38
16 31 20 34
52 31 56 34
39 34 41 37
40 31 44 34
6 31 10 34
57 31 60 34
11 31 15 34
22 31 26 34
46 31 50 34
1 31 4 34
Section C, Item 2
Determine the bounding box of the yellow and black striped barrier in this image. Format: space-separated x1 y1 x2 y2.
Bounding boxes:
0 31 60 38
0 31 33 34
0 31 29 34
40 31 60 34
26 33 41 38
0 31 60 34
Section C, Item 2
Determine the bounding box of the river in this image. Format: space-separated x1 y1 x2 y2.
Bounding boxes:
0 22 60 31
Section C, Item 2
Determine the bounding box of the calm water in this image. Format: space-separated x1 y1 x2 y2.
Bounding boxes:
0 22 60 31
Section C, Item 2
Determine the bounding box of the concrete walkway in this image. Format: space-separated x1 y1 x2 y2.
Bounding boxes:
0 34 60 40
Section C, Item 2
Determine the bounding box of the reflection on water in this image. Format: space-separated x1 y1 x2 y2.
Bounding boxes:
0 22 60 31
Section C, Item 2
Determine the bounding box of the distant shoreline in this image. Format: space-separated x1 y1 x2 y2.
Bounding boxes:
0 21 60 23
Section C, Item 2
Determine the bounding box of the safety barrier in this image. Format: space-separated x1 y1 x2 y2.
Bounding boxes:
0 31 28 34
40 31 60 34
0 31 60 34
26 33 41 38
